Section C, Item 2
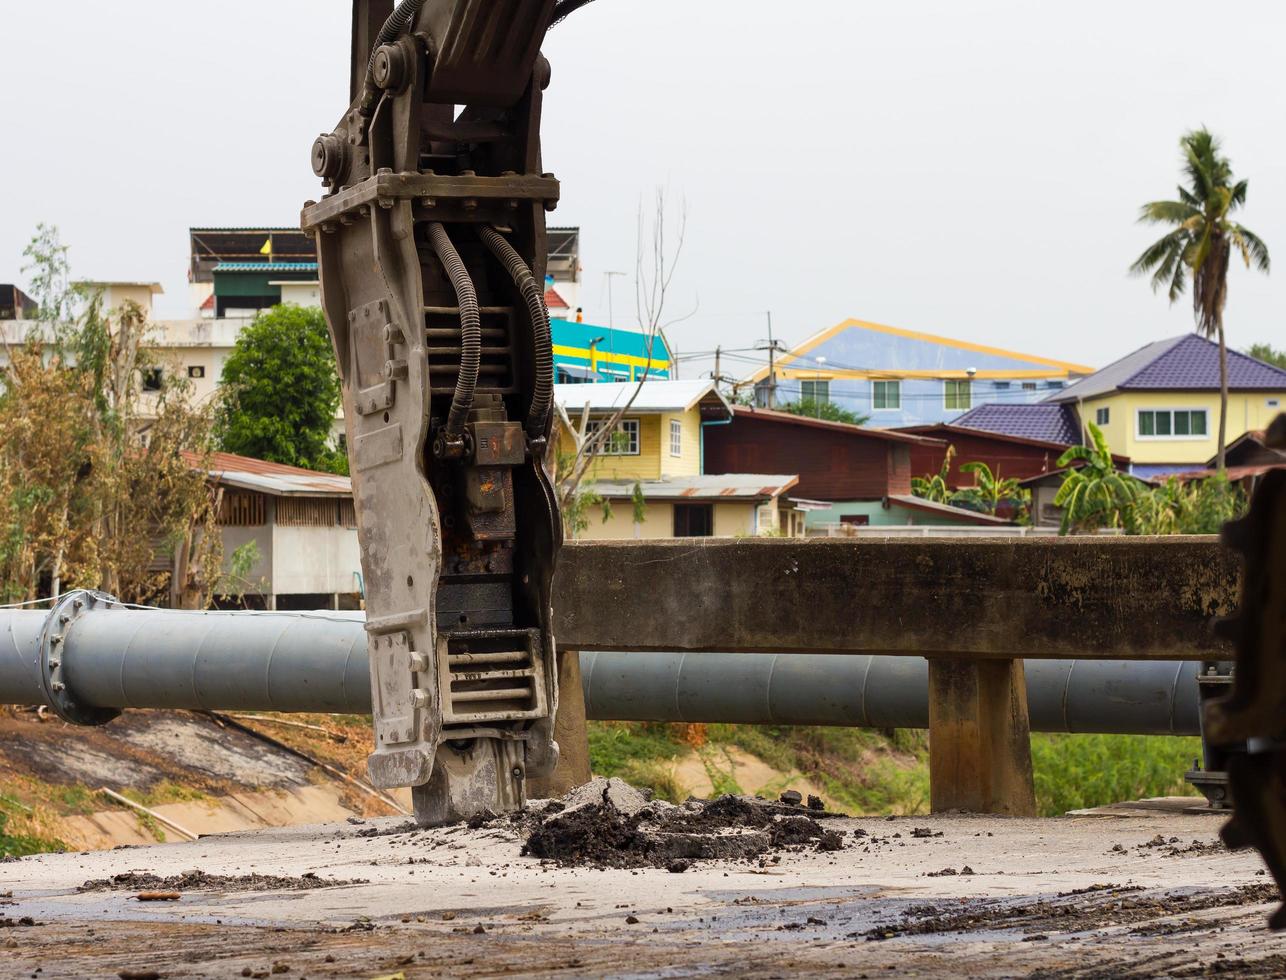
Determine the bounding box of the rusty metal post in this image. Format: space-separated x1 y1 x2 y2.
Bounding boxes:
528 648 591 797
928 657 1036 816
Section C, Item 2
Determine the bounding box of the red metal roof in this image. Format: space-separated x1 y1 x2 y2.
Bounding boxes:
544 287 569 309
732 407 946 447
181 451 352 496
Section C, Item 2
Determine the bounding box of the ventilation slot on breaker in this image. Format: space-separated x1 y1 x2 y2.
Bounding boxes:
425 305 517 396
437 628 546 725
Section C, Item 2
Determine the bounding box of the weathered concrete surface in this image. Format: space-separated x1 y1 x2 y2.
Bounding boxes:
554 537 1239 660
527 649 592 799
1 803 1279 978
928 658 1036 816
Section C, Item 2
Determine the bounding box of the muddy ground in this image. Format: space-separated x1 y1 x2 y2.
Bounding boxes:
0 787 1280 978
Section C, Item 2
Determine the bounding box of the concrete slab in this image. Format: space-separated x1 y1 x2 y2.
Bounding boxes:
59 786 361 852
0 805 1279 977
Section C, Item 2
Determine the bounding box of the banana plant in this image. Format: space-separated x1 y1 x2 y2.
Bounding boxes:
911 445 956 504
1053 423 1144 534
951 461 1030 520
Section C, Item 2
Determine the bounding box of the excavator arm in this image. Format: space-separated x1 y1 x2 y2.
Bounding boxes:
302 0 564 825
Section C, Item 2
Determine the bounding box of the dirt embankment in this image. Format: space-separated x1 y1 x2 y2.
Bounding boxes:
0 707 401 852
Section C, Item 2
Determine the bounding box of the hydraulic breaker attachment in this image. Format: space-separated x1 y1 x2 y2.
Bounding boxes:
303 0 563 825
1206 413 1286 928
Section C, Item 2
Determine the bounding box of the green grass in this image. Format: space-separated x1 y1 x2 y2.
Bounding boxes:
0 812 65 858
588 722 1204 818
587 722 690 802
1031 733 1202 817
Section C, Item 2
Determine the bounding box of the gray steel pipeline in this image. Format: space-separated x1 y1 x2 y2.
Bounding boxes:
0 606 370 716
580 652 1203 736
0 603 1200 735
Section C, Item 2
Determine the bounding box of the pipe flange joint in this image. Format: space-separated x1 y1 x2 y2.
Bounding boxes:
39 590 121 727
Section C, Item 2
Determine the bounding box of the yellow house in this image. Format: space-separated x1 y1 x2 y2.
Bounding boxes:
1046 334 1286 478
554 380 814 539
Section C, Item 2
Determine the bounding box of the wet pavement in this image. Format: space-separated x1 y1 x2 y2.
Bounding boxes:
0 800 1280 978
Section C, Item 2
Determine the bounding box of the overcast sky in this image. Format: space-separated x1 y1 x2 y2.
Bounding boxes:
2 0 1282 381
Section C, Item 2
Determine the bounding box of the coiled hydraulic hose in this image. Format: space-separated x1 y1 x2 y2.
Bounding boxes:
552 0 599 26
478 226 553 438
428 223 480 447
368 0 426 77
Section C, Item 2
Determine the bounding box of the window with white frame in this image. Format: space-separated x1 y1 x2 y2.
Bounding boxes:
872 379 901 411
669 419 682 457
586 417 640 455
1136 409 1208 439
800 379 830 403
944 379 972 411
1095 407 1110 426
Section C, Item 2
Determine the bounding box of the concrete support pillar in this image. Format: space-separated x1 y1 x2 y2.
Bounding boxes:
528 648 592 798
928 658 1036 816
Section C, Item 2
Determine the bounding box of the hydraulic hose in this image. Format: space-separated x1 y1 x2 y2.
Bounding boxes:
552 0 599 26
478 226 553 438
368 0 426 77
428 222 480 445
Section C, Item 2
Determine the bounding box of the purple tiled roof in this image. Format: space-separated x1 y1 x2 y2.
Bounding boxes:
1122 333 1286 390
952 403 1082 445
1048 334 1286 402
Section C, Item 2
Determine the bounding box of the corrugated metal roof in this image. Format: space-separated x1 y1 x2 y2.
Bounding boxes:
885 494 1013 525
184 451 351 497
1047 334 1286 402
588 474 799 501
213 262 319 273
731 407 946 446
554 380 730 415
950 403 1083 445
191 227 308 233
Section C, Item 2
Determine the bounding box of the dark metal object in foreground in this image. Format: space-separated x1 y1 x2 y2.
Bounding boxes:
301 1 564 825
1207 414 1286 929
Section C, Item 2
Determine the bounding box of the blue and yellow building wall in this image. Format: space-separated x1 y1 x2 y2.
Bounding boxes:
551 318 671 382
749 318 1093 428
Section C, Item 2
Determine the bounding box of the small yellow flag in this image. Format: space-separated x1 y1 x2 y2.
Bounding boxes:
259 236 273 257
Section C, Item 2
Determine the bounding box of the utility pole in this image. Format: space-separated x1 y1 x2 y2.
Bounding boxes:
754 311 786 409
713 345 722 386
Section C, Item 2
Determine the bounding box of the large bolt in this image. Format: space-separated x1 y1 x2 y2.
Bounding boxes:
312 134 347 180
372 43 408 92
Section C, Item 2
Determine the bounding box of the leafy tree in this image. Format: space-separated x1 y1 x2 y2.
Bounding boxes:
1135 474 1246 535
1130 129 1270 472
1054 423 1145 534
20 223 75 330
0 226 223 605
951 461 1030 520
215 305 346 474
778 398 869 426
1246 342 1286 370
911 445 956 503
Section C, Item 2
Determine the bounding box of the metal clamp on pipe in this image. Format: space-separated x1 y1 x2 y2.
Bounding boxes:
37 590 122 727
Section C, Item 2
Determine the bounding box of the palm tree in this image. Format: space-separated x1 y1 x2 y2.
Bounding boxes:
1053 422 1145 534
1130 129 1270 472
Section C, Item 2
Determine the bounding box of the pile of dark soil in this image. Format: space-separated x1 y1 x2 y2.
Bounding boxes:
78 870 367 893
521 789 845 869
